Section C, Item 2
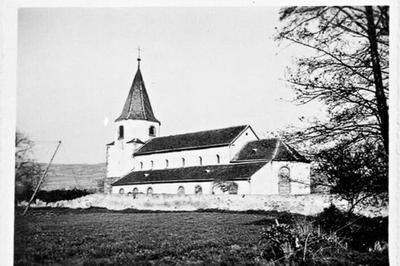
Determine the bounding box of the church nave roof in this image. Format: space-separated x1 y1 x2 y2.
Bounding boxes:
112 161 266 186
134 125 250 155
232 138 309 163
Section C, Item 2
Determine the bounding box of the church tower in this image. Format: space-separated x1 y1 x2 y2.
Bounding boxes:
105 55 160 191
114 56 160 143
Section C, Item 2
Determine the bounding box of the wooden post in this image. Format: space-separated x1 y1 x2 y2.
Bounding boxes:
22 141 62 215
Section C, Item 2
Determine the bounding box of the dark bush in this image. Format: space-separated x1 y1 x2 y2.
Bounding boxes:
316 204 388 251
16 188 92 203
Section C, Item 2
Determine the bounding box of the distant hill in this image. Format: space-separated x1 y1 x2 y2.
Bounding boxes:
39 163 106 191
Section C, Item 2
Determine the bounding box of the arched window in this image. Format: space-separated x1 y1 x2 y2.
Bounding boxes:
216 154 220 164
182 158 185 167
147 187 153 196
165 159 169 168
177 186 185 196
228 182 238 194
199 156 203 166
119 188 125 194
140 162 143 170
118 125 124 139
149 126 156 137
132 187 139 198
278 166 291 195
150 160 154 169
195 185 202 195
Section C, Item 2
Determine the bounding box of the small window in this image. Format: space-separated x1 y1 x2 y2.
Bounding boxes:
147 187 153 196
177 186 185 196
182 158 185 167
140 162 143 170
150 160 154 169
132 187 139 198
119 188 125 194
118 125 124 139
199 156 203 166
165 159 169 168
216 154 220 164
149 126 156 137
195 185 202 195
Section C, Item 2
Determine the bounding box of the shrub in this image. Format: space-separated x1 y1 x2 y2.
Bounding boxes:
16 188 92 203
316 204 388 251
258 218 348 264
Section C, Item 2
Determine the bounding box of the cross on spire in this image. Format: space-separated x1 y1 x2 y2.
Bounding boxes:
137 46 142 61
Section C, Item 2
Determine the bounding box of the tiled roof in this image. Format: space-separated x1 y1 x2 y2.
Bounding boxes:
134 125 249 155
115 62 160 123
112 162 266 186
232 138 310 163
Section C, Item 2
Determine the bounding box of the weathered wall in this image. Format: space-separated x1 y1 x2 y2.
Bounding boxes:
23 193 388 217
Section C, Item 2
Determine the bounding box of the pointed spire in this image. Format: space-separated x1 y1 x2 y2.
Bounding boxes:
115 56 160 124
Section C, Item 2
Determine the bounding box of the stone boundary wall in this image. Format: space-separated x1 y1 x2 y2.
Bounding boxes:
21 193 388 217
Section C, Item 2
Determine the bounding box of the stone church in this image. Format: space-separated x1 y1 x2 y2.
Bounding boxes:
105 57 311 196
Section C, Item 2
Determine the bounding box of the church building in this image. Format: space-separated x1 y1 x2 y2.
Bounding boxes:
105 57 311 196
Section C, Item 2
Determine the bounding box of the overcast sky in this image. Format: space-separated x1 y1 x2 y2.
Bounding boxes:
17 7 322 164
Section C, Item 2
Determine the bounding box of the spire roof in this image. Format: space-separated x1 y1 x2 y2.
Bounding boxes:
115 59 160 124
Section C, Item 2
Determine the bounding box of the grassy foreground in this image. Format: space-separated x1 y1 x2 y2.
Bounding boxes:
14 208 388 265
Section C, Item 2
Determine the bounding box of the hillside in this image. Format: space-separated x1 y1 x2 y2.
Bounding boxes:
40 163 106 191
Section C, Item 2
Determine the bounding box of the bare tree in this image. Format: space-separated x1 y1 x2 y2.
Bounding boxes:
277 6 389 153
15 130 42 198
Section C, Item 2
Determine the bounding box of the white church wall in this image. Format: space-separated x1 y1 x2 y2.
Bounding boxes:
133 146 231 171
270 161 311 195
249 163 278 194
106 119 159 178
229 127 258 160
249 161 311 195
106 142 136 178
111 180 250 195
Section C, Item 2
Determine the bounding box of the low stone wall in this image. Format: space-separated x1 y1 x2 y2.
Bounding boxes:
20 193 388 217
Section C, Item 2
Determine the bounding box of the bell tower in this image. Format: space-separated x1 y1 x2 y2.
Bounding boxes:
105 53 160 191
114 55 161 143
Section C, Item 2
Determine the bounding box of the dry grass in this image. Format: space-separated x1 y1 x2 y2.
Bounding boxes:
14 207 388 265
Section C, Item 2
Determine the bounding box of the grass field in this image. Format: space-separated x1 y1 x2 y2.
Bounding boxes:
15 208 274 265
14 208 388 265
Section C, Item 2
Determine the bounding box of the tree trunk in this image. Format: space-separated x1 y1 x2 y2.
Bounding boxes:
365 6 389 153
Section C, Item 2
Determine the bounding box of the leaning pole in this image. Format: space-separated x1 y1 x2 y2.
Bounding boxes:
22 141 62 215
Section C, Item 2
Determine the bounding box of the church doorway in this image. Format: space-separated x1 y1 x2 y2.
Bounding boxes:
278 166 291 194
